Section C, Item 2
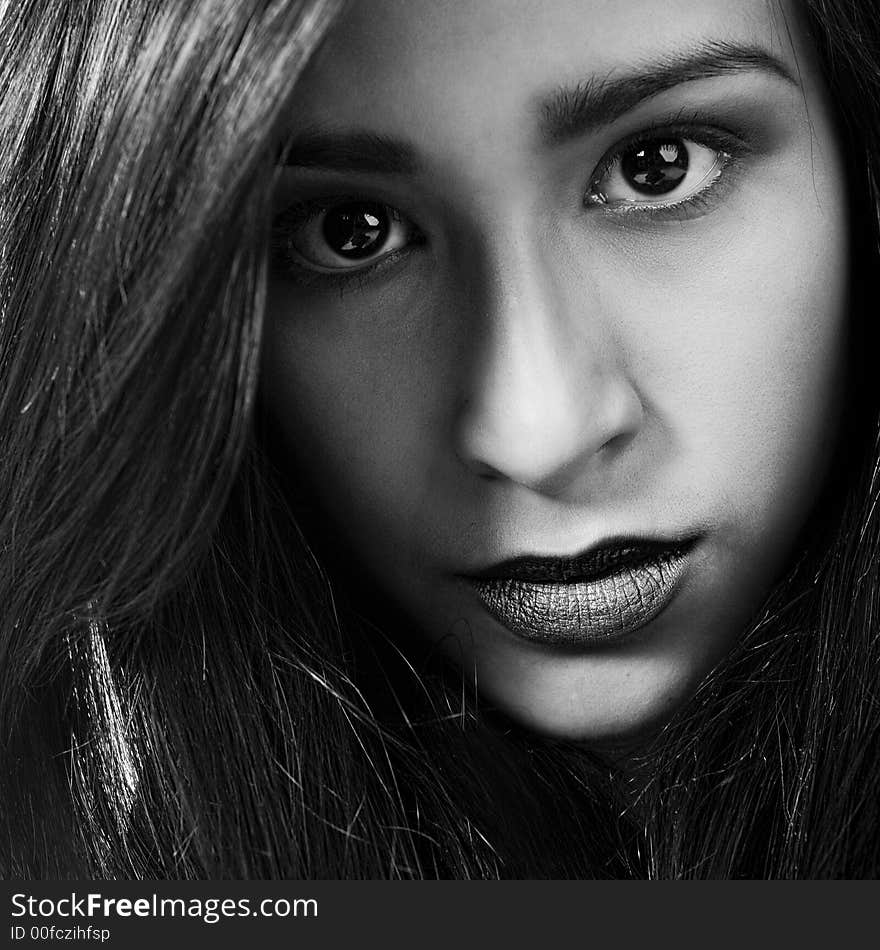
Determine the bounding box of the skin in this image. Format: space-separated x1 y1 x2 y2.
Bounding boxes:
261 0 849 740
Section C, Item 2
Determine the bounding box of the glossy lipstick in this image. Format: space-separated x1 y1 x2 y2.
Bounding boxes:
470 539 694 646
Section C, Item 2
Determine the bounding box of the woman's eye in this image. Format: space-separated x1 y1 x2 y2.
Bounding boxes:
588 137 728 209
274 199 417 273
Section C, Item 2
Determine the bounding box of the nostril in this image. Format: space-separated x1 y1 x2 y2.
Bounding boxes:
471 458 505 481
454 377 645 494
599 427 638 456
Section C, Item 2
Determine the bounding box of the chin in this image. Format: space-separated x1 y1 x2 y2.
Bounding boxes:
465 625 719 744
488 683 695 744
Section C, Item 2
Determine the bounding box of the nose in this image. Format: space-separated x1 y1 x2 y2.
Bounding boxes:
454 244 644 497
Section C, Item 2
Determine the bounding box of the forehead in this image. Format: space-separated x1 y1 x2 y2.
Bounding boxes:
290 0 796 136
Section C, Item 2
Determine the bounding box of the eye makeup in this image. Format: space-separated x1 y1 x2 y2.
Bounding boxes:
269 102 769 290
270 196 426 291
583 111 756 222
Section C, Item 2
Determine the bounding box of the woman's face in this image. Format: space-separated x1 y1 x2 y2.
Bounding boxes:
262 0 848 739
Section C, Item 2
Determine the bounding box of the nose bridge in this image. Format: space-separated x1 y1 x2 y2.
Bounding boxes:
453 227 643 495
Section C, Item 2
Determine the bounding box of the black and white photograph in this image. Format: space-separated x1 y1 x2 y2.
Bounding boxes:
2 0 879 908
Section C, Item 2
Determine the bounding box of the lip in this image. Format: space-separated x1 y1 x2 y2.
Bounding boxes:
467 538 696 646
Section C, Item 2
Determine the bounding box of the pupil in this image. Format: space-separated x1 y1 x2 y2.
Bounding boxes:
621 140 689 195
323 202 389 259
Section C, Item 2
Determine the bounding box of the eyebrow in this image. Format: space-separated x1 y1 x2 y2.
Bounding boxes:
279 129 420 176
541 40 797 145
279 40 797 175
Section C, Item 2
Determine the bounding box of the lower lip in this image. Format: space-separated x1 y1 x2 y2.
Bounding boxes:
471 545 692 646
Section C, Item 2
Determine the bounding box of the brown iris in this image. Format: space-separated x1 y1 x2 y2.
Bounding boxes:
322 202 390 259
620 140 689 195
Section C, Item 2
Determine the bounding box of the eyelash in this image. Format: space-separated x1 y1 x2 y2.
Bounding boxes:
585 116 752 222
270 116 754 289
270 197 426 293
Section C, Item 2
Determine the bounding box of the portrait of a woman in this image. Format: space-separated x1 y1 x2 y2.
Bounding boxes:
1 0 879 879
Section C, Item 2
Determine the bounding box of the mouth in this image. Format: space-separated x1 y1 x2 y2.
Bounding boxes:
467 537 697 646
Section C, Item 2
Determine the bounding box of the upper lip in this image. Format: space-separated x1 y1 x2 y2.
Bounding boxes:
466 536 697 584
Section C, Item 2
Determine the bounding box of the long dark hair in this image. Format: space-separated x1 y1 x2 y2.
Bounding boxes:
1 0 879 878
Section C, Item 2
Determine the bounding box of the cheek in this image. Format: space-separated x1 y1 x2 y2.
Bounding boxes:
602 171 848 538
260 284 446 552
